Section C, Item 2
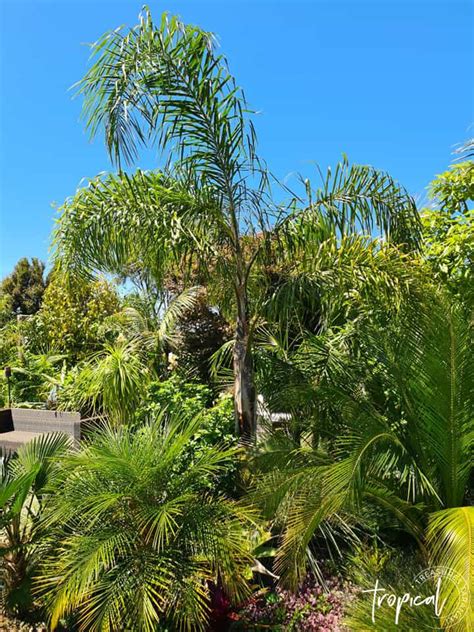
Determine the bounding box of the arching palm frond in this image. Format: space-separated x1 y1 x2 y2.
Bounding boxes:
53 170 223 288
77 8 263 210
103 286 200 352
426 507 474 632
276 159 421 253
157 286 201 347
455 138 474 161
374 298 473 508
12 432 73 493
264 234 424 332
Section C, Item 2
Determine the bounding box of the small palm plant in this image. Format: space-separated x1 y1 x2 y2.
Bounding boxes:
38 412 259 631
0 433 71 618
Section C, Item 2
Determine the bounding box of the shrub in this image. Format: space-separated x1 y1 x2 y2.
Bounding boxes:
137 376 238 493
233 573 355 631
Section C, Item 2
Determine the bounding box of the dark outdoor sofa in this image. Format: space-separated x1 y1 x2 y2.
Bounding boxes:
0 408 81 452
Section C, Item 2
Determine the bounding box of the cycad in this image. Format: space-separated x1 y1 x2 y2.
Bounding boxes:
38 413 259 631
255 293 473 629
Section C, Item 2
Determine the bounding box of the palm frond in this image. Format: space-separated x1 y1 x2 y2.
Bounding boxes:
157 286 200 347
77 8 262 210
277 158 421 251
53 170 223 287
427 507 474 632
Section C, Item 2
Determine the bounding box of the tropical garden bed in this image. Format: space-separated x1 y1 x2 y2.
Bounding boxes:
0 6 472 631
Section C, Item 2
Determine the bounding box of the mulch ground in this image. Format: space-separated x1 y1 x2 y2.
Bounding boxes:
0 613 47 631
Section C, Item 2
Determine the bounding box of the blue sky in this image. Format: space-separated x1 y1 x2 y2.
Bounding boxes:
0 0 472 276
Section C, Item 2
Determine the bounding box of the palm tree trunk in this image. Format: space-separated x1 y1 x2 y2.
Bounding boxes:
233 285 256 442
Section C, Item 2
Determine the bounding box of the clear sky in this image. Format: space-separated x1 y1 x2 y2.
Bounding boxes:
0 0 472 277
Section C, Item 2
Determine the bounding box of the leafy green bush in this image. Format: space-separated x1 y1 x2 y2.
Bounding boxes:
0 351 66 408
38 275 119 360
137 376 237 493
139 376 234 439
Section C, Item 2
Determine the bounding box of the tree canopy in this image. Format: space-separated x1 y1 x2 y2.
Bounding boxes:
0 258 46 320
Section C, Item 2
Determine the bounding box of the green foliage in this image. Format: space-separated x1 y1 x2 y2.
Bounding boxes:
61 339 150 424
429 161 474 213
3 7 472 628
0 305 69 407
38 415 257 631
38 274 119 359
422 160 474 294
138 376 237 492
54 7 422 440
426 507 474 631
254 292 473 628
6 353 66 407
139 377 235 442
344 545 445 630
0 292 13 328
0 434 71 619
0 258 46 320
142 376 214 416
0 274 120 408
421 208 473 288
54 290 201 422
345 541 419 587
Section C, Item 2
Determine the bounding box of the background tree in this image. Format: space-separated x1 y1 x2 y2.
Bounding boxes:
0 273 120 407
54 8 421 441
421 159 474 297
38 273 119 360
0 258 46 320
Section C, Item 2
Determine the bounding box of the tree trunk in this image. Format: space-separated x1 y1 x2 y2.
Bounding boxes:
3 546 30 618
233 285 256 443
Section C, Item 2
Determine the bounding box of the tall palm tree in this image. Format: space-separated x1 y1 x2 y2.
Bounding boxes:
38 413 258 631
254 293 473 630
53 7 421 440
